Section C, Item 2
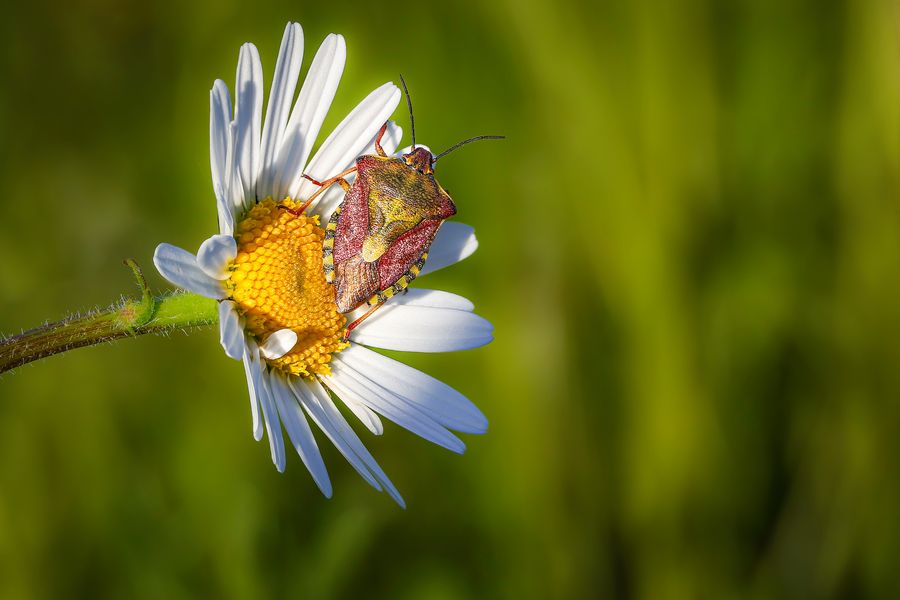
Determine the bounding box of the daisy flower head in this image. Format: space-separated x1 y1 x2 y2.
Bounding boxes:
153 23 493 506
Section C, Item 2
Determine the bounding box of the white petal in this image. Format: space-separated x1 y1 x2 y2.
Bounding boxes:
242 338 265 441
270 373 332 496
351 305 492 352
210 81 235 235
379 288 473 311
259 329 298 360
209 80 232 202
314 121 403 223
328 366 465 453
226 121 246 215
257 369 287 472
420 222 478 276
218 301 244 360
337 344 488 434
290 378 405 507
214 187 234 237
275 33 347 201
322 376 384 435
296 82 401 204
153 243 224 299
258 22 304 199
233 43 263 205
289 381 377 489
341 287 476 342
196 234 237 279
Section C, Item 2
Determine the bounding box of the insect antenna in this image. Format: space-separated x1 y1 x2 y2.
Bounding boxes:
399 74 416 149
432 135 506 163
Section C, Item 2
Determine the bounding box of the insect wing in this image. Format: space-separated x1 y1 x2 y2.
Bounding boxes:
376 218 442 291
332 176 370 264
334 254 379 313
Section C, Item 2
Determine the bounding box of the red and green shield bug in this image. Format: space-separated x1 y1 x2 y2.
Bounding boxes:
292 76 503 338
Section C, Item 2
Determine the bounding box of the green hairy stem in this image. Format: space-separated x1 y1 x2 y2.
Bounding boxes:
0 259 217 375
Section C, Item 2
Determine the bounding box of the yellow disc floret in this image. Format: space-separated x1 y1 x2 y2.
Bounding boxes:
225 198 347 377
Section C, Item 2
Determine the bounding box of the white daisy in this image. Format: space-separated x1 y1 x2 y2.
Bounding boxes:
152 23 492 506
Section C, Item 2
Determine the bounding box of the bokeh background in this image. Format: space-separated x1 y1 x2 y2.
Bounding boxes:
2 0 900 598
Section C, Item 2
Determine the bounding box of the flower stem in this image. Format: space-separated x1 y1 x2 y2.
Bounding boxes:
0 260 217 375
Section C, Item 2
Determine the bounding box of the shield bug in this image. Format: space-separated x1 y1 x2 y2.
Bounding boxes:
291 76 503 338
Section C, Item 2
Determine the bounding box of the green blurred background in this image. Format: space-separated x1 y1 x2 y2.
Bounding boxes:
2 0 899 597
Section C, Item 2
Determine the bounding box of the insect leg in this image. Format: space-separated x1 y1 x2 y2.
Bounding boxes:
291 166 357 214
302 174 351 192
301 166 357 189
342 301 385 342
374 122 389 157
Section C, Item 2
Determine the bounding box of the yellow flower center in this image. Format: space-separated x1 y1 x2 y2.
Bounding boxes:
225 198 347 377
